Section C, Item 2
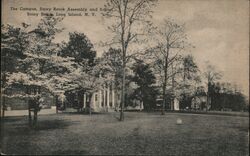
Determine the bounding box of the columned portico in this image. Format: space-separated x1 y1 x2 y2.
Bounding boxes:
82 83 117 112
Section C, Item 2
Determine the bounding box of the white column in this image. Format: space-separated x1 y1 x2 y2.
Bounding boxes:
174 98 180 111
99 90 102 107
83 93 86 108
107 86 110 108
103 89 106 107
171 101 174 110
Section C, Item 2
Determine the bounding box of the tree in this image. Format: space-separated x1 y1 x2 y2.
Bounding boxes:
208 82 247 111
131 59 157 111
101 48 123 110
70 60 106 114
179 54 200 109
102 48 123 89
59 32 97 110
59 32 96 67
102 0 157 120
4 16 81 127
101 48 137 110
203 63 222 110
149 19 190 114
1 24 27 118
182 55 199 84
1 24 29 151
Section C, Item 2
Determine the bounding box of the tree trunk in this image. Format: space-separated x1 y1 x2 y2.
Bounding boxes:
162 85 166 115
26 87 32 127
119 3 128 121
33 110 38 128
120 47 126 121
1 70 7 142
0 96 5 152
206 82 210 112
1 96 5 118
183 66 187 110
1 62 6 150
115 91 118 111
162 52 169 115
171 63 175 110
55 96 59 114
28 101 32 127
120 61 126 121
33 86 41 127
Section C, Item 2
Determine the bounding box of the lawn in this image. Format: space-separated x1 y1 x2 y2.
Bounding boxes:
1 112 249 155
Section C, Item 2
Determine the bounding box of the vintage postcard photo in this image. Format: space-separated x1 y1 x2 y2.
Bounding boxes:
1 0 249 155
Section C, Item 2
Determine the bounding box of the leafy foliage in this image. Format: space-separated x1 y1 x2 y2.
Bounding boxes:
131 59 158 110
179 55 200 109
3 16 82 126
102 48 123 89
209 82 247 111
59 32 96 66
1 24 27 73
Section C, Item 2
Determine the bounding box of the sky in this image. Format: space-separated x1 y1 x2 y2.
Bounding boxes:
2 0 249 97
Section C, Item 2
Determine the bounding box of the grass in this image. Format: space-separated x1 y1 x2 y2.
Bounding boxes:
1 112 249 155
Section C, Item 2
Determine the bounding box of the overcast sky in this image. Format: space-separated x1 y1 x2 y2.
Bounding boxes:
2 0 249 97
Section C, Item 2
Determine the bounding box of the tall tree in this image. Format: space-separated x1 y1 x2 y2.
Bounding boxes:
149 19 190 115
203 62 222 110
209 82 247 111
131 59 157 111
59 32 97 110
1 24 27 117
59 32 96 67
102 0 157 120
101 48 123 110
102 48 123 90
69 59 106 114
4 16 81 127
179 54 200 109
1 24 28 151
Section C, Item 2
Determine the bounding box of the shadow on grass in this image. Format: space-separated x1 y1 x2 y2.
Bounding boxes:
61 111 108 115
229 125 249 133
2 116 26 122
114 115 120 121
61 111 123 120
3 119 74 136
52 149 89 155
33 119 74 131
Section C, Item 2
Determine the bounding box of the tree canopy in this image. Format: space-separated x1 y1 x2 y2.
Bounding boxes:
131 59 157 110
59 32 96 67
